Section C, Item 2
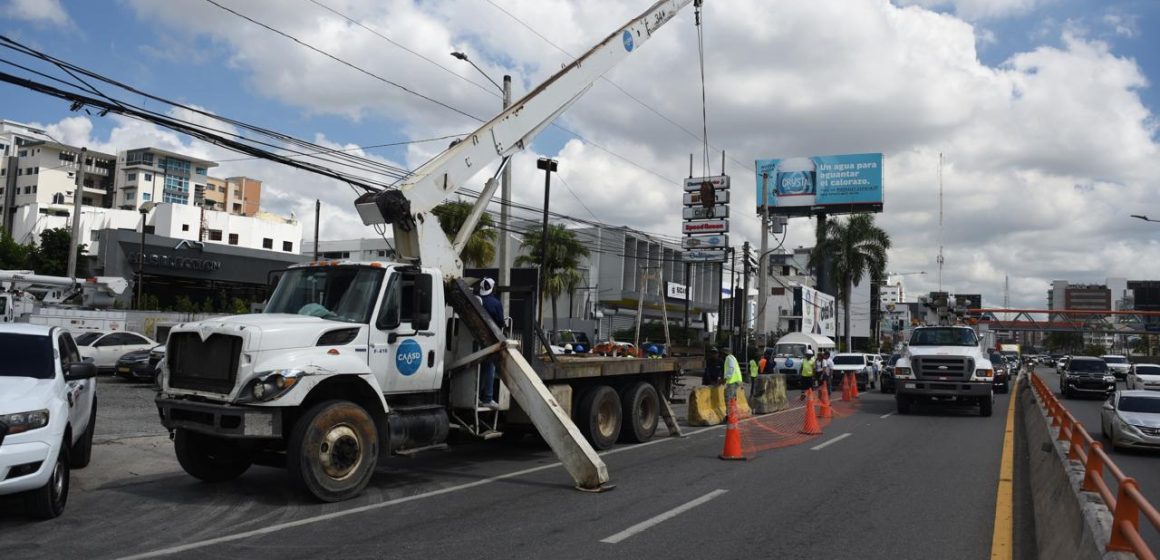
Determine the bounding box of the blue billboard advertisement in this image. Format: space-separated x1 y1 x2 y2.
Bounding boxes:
755 153 883 215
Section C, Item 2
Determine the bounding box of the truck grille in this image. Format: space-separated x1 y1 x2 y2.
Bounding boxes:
913 356 973 380
168 332 242 393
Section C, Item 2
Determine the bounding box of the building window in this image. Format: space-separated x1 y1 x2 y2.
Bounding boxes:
181 224 190 232
23 186 31 194
18 149 27 157
144 226 155 235
0 168 5 175
262 238 273 249
127 172 137 181
90 231 99 242
195 167 207 175
142 193 151 202
228 233 239 245
218 186 226 193
208 229 222 241
282 241 292 252
144 173 152 181
126 191 136 202
31 167 38 175
232 203 241 213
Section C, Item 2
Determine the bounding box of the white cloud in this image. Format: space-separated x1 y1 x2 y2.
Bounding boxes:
2 0 70 27
1103 11 1139 38
28 0 1155 311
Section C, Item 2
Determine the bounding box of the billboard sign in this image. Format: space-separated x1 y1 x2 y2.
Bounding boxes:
754 153 883 216
683 220 728 234
683 175 730 192
682 234 728 250
684 250 727 263
682 206 729 220
799 286 836 337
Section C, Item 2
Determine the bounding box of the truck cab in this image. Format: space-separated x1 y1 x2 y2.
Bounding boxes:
893 326 996 416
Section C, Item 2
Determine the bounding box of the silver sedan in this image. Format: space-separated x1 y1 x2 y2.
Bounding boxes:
1101 390 1160 450
1126 364 1160 391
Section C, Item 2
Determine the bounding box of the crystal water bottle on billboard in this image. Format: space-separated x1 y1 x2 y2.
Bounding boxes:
774 157 816 207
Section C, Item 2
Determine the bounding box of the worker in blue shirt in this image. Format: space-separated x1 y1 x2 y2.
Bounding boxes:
478 278 504 409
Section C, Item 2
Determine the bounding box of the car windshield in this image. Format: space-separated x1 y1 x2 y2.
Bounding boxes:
1135 365 1160 376
1118 396 1160 414
1103 356 1127 364
264 266 385 324
1069 360 1107 373
909 328 978 347
776 343 808 357
74 332 103 346
990 354 1004 364
833 355 864 365
0 333 55 379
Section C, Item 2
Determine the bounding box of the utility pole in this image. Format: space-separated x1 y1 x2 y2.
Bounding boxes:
499 75 513 313
535 157 557 330
67 147 87 281
313 199 320 260
757 172 770 347
742 241 752 367
728 246 737 350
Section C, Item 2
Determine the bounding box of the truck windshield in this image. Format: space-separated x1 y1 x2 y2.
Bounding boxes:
265 266 385 324
1118 396 1160 414
833 355 864 365
909 328 978 347
776 343 808 357
1103 356 1127 364
0 333 55 379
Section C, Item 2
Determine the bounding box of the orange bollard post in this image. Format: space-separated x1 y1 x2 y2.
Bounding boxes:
800 388 822 435
820 382 832 419
851 373 860 399
719 395 747 461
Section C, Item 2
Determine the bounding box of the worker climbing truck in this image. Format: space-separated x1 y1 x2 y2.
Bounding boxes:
155 0 704 502
892 325 997 417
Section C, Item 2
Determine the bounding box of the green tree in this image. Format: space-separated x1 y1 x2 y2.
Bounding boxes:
1083 344 1108 356
515 224 589 331
1045 331 1083 352
28 228 88 277
174 295 196 313
0 230 30 270
810 214 891 350
431 200 497 267
231 298 250 314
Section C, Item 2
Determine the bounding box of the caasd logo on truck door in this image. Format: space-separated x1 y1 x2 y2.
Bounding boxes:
395 339 424 376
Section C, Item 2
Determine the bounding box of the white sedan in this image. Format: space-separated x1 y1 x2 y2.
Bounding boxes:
1127 364 1160 391
77 331 157 370
1100 390 1160 450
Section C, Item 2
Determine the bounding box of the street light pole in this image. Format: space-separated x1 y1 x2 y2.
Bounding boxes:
67 147 87 281
536 157 558 330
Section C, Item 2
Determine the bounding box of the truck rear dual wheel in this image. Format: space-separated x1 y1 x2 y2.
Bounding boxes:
175 428 253 483
288 400 379 503
619 382 660 444
577 386 622 450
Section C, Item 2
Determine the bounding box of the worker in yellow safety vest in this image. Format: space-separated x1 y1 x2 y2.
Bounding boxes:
748 353 760 397
722 347 742 404
799 349 816 401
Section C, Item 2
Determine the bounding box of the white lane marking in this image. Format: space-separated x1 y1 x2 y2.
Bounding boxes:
600 489 728 544
810 432 852 451
880 412 894 419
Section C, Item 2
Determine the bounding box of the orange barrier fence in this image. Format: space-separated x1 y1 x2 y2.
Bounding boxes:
735 393 859 455
1029 372 1160 560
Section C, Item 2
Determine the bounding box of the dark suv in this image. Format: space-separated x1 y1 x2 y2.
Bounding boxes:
1059 356 1115 398
989 352 1011 393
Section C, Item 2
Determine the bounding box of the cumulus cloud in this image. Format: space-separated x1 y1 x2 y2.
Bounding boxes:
25 0 1156 311
2 0 71 27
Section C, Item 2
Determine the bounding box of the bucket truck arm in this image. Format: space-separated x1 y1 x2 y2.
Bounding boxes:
355 0 698 278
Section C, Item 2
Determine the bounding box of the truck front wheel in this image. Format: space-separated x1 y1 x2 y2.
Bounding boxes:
288 400 379 502
577 386 621 450
619 382 659 443
896 394 911 415
175 429 252 483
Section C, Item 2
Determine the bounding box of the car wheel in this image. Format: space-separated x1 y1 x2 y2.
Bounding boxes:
288 400 379 503
25 439 69 520
70 397 97 469
175 428 253 483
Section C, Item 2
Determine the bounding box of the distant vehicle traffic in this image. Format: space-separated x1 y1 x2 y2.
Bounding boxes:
989 352 1011 393
880 354 901 393
1101 355 1131 380
831 353 872 391
1059 356 1115 398
1126 364 1160 391
1100 390 1160 450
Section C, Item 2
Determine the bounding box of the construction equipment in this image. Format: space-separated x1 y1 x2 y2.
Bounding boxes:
156 0 704 502
0 270 129 323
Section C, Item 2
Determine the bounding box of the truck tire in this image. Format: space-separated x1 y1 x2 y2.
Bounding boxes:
174 428 252 483
980 395 994 417
70 397 96 469
896 395 911 415
577 385 621 450
619 382 659 443
25 439 69 520
288 400 379 503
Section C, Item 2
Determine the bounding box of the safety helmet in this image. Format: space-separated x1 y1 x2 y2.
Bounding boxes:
479 277 496 296
805 349 815 357
647 344 659 355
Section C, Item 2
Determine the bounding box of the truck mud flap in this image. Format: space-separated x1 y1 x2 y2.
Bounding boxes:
446 278 610 490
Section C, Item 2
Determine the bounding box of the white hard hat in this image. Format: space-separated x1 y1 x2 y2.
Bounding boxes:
805 349 815 356
479 277 495 296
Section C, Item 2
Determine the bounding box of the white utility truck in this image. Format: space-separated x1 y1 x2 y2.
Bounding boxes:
893 326 997 416
0 270 128 323
156 0 704 502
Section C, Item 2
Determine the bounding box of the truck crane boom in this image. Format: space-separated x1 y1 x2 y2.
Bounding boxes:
356 0 698 278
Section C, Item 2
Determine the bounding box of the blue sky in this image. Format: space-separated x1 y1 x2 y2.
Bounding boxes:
1 0 1159 309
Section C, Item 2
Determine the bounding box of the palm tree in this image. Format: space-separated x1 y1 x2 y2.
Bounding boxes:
431 201 497 267
515 225 589 331
810 213 891 351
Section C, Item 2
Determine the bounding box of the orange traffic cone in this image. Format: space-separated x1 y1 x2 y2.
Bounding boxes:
800 388 822 435
842 373 852 402
851 373 860 399
820 382 832 419
719 396 747 461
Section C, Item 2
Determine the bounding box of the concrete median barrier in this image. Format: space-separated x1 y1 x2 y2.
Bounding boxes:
750 374 788 414
1017 377 1134 560
687 385 753 426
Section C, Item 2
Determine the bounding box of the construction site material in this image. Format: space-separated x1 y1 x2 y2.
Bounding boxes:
800 389 821 435
750 374 789 414
719 398 747 461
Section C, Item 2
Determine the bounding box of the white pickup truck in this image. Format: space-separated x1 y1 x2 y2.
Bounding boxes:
0 324 98 519
892 326 996 417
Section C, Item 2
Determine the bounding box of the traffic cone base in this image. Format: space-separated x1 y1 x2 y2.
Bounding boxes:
719 397 748 461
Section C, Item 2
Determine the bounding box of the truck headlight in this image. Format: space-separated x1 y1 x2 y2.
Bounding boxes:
1104 375 1116 383
894 367 912 379
0 409 50 434
246 369 305 402
975 369 993 380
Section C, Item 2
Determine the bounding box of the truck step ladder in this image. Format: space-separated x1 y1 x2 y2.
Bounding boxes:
446 278 610 491
659 395 683 438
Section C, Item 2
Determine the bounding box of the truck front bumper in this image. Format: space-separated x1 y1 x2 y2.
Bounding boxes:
157 396 284 439
895 380 992 398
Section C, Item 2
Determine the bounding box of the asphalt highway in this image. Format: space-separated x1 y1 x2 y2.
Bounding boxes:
0 388 1020 560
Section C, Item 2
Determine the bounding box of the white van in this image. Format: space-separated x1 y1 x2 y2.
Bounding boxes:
766 332 837 387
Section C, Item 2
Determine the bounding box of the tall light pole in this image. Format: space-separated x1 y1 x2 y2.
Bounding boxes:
452 51 513 311
67 147 87 281
536 157 557 331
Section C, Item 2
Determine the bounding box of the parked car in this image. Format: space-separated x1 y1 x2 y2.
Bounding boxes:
0 324 97 519
880 353 901 393
1100 390 1160 450
114 344 166 382
830 353 871 391
72 330 108 348
865 354 883 389
1126 364 1160 391
76 331 157 371
1101 355 1131 380
989 352 1011 393
1060 356 1115 399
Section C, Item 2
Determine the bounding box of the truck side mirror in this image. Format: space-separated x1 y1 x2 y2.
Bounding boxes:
412 273 433 331
65 362 97 380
